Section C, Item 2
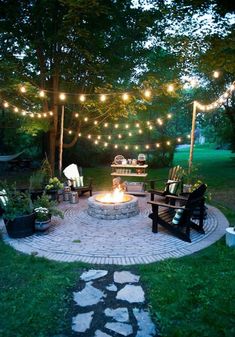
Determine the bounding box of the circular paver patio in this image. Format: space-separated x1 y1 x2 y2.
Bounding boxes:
0 194 229 265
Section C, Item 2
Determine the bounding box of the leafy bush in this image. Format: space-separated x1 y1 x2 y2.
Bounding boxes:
33 194 64 220
0 183 33 221
45 177 63 191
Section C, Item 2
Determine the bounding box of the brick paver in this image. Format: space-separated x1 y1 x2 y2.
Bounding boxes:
0 194 229 264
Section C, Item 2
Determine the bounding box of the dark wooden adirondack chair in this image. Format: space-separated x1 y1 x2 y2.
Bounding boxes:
147 183 207 242
148 165 184 201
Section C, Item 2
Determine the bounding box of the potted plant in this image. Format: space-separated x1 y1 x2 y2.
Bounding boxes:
29 170 46 201
33 194 64 231
45 177 63 201
0 184 35 238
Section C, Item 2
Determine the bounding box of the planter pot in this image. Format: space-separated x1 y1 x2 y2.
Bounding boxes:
30 189 44 201
46 189 58 201
226 227 235 247
4 213 35 238
35 218 51 231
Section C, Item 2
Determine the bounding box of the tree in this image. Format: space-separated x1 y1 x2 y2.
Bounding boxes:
0 0 159 171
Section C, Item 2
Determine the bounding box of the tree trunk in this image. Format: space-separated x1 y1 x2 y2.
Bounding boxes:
49 72 59 175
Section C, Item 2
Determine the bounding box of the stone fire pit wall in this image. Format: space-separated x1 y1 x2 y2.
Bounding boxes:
87 195 139 220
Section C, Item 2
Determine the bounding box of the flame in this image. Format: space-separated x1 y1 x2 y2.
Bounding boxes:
99 188 124 203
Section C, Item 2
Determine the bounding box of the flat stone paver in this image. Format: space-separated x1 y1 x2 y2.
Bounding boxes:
116 285 145 303
71 269 159 336
133 308 156 337
72 311 94 332
73 282 106 307
81 269 108 281
94 330 112 337
114 271 140 283
105 307 129 322
0 194 229 264
105 322 133 336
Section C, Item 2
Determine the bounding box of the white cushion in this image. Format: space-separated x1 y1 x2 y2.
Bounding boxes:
172 208 184 225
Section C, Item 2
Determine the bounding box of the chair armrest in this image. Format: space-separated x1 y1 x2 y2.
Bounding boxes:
164 194 188 201
165 180 179 185
147 201 187 210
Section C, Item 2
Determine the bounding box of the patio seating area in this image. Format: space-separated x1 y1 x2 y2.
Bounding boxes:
0 194 228 265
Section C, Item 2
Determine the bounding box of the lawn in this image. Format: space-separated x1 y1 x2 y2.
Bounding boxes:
0 145 235 337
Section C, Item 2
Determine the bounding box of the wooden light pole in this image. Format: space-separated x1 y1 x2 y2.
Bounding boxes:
188 101 197 173
58 104 64 177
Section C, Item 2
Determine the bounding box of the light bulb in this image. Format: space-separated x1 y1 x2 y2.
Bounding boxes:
167 84 174 92
122 93 129 101
14 107 19 112
39 90 45 97
75 113 79 118
79 94 86 102
59 93 66 100
167 113 172 119
84 117 88 122
144 89 151 98
3 102 9 108
68 130 72 134
100 94 106 102
213 71 220 78
114 124 119 128
114 144 118 149
145 145 149 149
20 86 26 93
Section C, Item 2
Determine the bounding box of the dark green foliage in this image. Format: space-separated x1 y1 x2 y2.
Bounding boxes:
0 183 33 221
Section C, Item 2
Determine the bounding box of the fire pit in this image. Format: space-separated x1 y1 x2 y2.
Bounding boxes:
87 189 139 220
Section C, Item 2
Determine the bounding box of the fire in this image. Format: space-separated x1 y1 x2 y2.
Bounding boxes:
99 188 124 203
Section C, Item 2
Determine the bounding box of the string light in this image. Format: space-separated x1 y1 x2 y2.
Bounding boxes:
177 137 181 142
156 143 160 148
135 123 140 128
79 94 86 102
59 93 66 100
97 135 101 140
94 120 98 125
68 130 72 134
100 94 106 102
135 146 139 150
114 144 118 149
144 89 151 98
30 113 34 118
84 117 88 122
104 123 108 127
22 111 26 116
75 113 79 118
104 142 108 147
38 113 42 118
20 86 26 93
43 113 47 117
94 140 98 145
14 107 18 112
138 129 142 134
87 134 91 139
166 141 171 146
167 84 174 92
108 135 112 140
213 71 220 78
128 132 132 136
122 93 129 101
118 134 122 139
167 113 172 119
125 124 129 129
145 145 149 149
49 111 53 116
157 118 163 125
149 125 153 130
39 90 45 97
78 133 82 137
3 102 9 108
114 124 119 128
125 145 129 150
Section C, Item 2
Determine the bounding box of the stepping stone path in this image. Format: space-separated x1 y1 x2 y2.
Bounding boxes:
71 269 158 336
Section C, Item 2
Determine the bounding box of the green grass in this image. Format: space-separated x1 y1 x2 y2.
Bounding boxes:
0 242 86 337
0 145 235 337
139 240 235 337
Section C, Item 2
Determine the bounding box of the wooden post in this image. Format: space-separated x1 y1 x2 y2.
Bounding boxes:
59 105 64 177
188 101 197 173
